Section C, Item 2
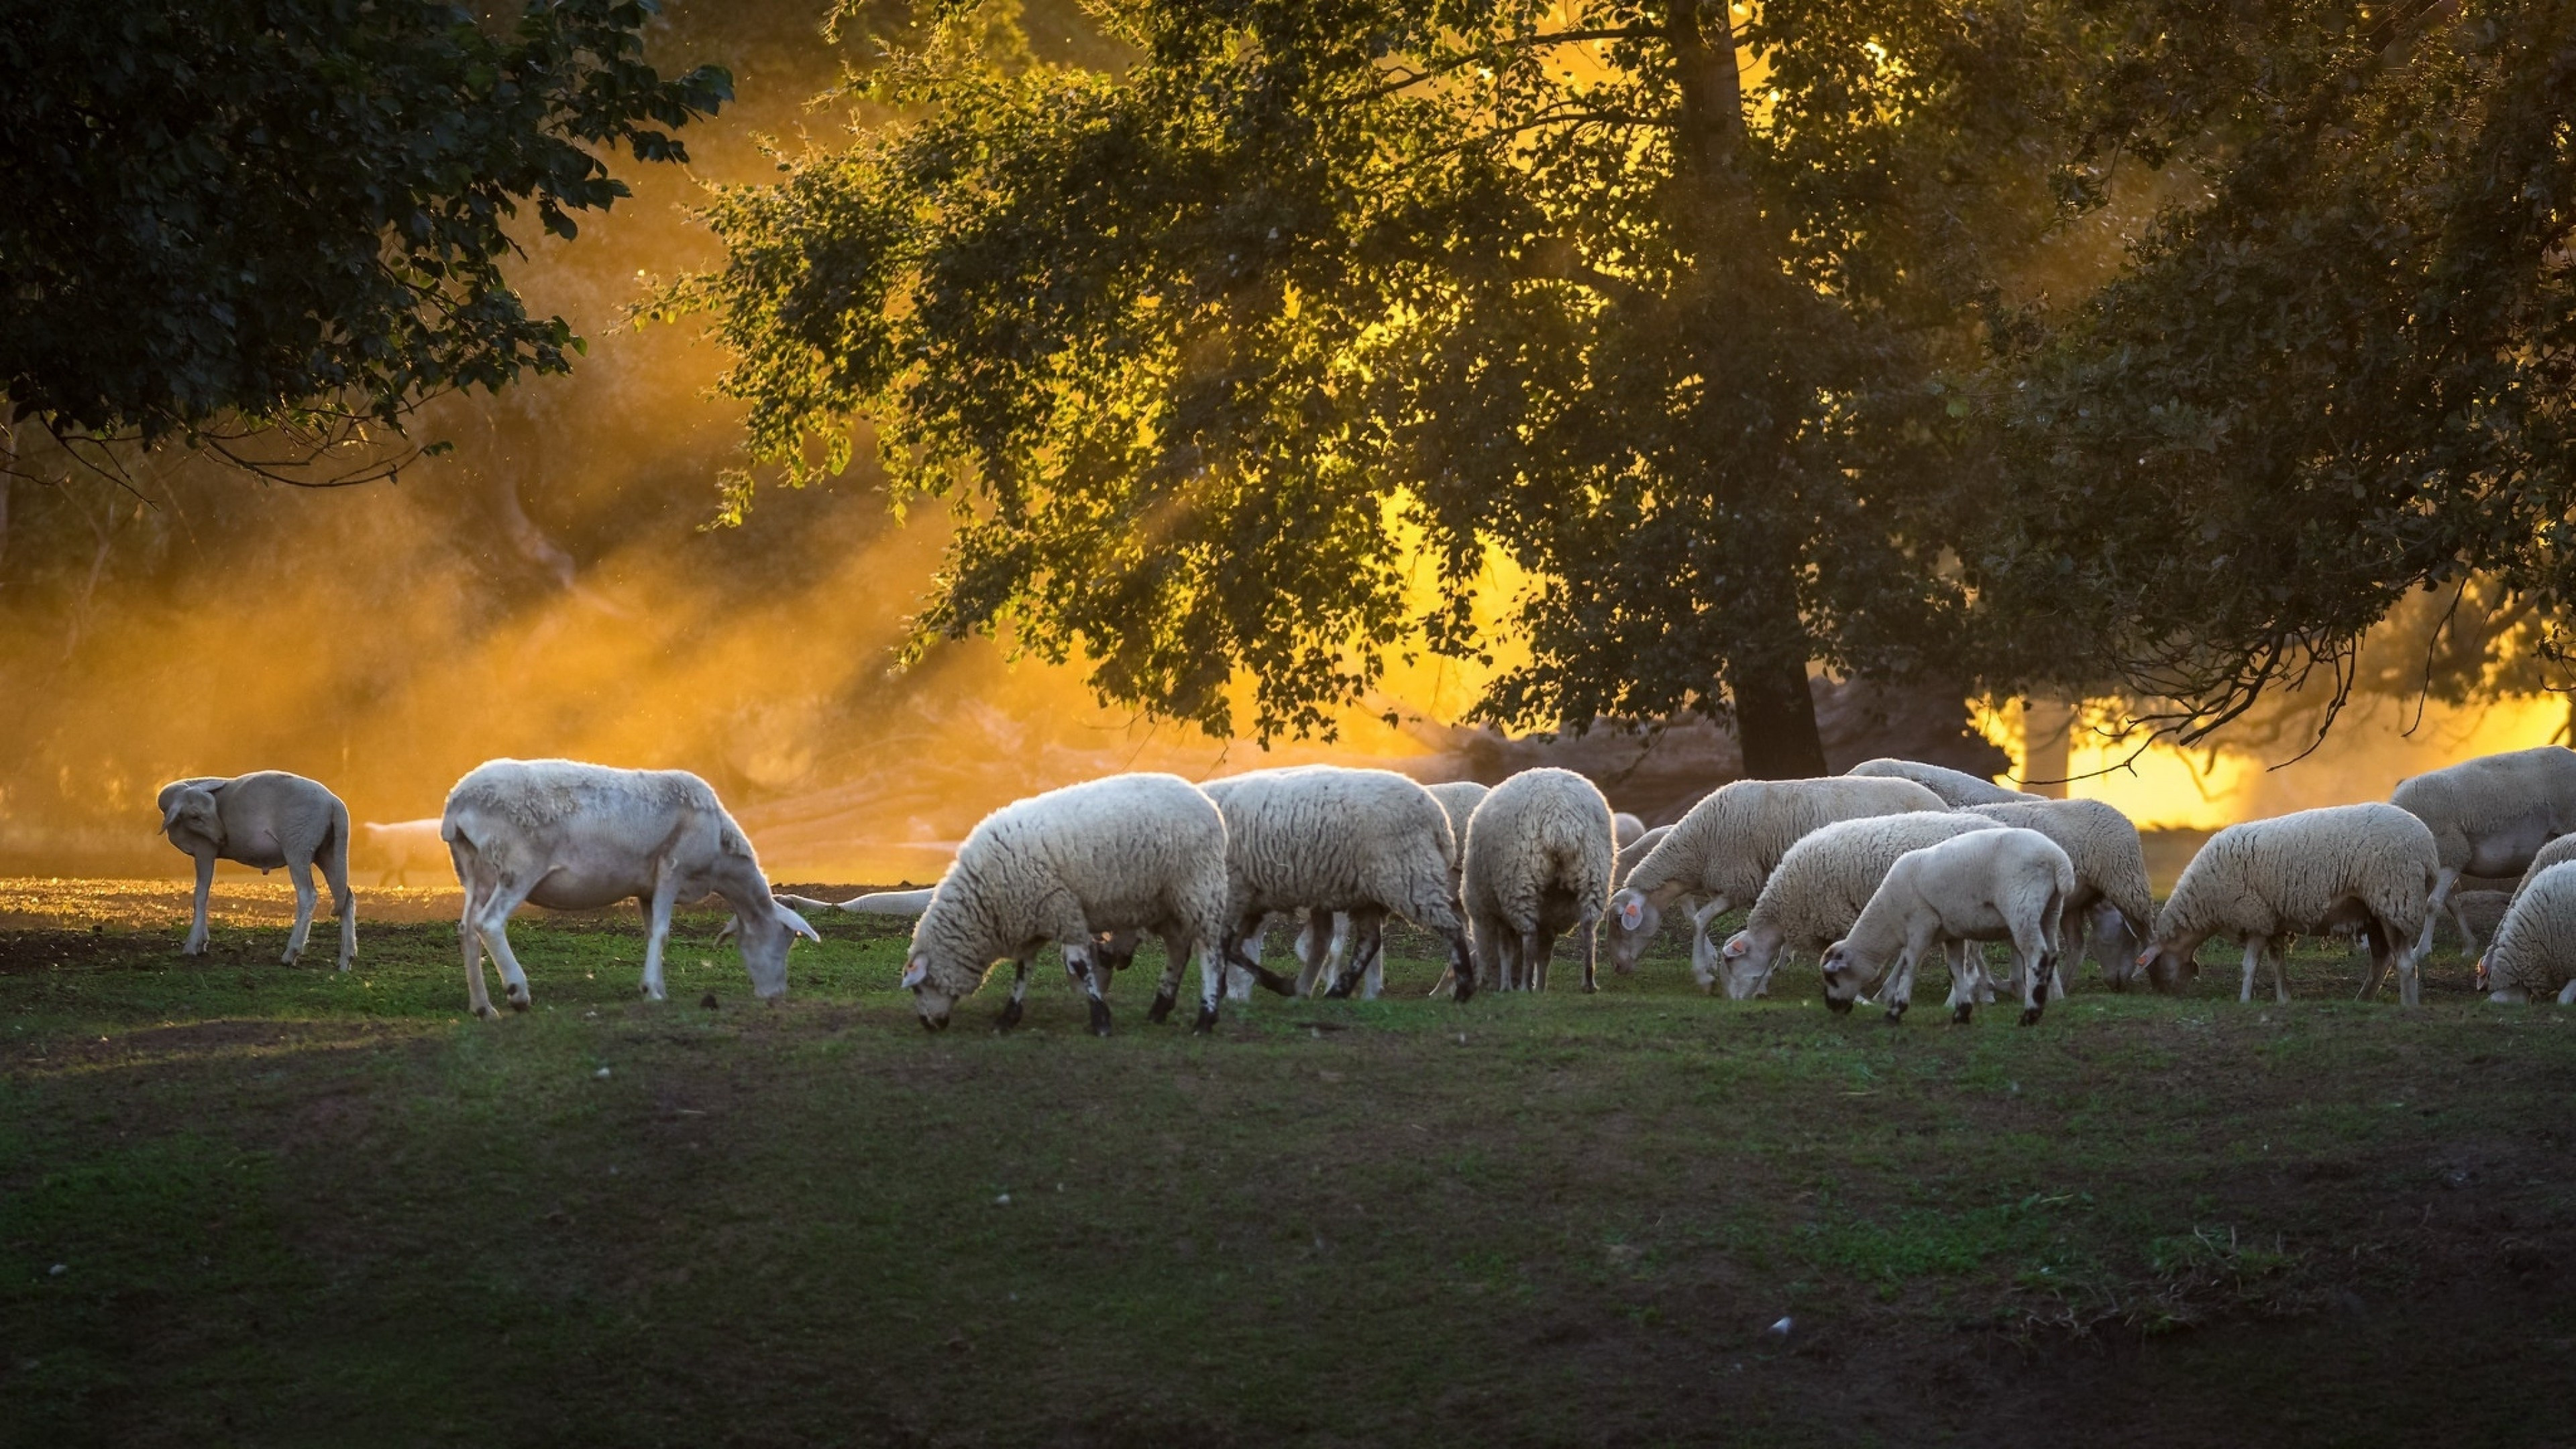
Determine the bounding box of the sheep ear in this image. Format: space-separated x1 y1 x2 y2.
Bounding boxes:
900 957 929 989
777 904 821 943
1721 934 1748 959
160 800 187 833
715 916 737 942
2133 948 2154 968
1617 896 1644 930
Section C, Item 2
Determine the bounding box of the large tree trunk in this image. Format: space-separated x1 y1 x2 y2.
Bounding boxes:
1735 656 1828 778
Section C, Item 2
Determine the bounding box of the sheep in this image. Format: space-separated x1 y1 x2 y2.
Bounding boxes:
2509 834 2576 905
360 818 447 887
2475 861 2576 1004
1964 799 2155 993
1613 811 1648 849
1845 757 2040 807
1715 811 2006 999
156 771 356 970
1267 777 1487 1002
775 890 1140 996
2136 803 2439 1006
1198 765 1475 1006
1819 827 2076 1026
1607 775 1949 983
2390 746 2576 960
896 772 1234 1034
1460 768 1617 992
1613 825 1671 890
441 759 821 1019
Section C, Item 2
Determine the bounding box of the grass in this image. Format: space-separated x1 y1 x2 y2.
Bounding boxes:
4 880 2573 1447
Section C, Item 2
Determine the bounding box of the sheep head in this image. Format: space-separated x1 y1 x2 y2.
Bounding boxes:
1605 888 1660 974
157 786 225 850
1817 939 1870 1013
1715 930 1772 1000
731 896 820 1000
2137 943 2198 994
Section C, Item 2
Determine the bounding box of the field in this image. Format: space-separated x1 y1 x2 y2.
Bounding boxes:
5 877 2572 1448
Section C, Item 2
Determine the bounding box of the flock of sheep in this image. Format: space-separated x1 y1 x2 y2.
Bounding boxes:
148 744 2576 1030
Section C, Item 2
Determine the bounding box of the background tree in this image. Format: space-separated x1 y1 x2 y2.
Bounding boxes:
0 0 732 482
668 0 2106 772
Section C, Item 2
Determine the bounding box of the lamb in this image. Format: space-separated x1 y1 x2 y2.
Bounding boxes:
2475 861 2576 1004
1845 758 2040 807
1819 827 2076 1026
1460 768 1617 992
896 772 1234 1034
2390 746 2576 959
1715 811 2006 999
156 771 356 970
1964 799 2155 992
1606 775 1949 978
2136 802 2439 1006
360 818 447 887
1613 811 1648 849
441 759 820 1019
1198 765 1474 1005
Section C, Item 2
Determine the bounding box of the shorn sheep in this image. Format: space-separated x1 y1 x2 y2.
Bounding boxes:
2391 746 2576 959
360 818 447 886
441 759 821 1019
1845 758 2038 807
1716 811 2004 999
1608 775 1949 979
2476 861 2576 1004
2138 803 2439 1006
897 773 1234 1034
1965 799 2155 992
1461 768 1617 992
1819 827 2076 1026
157 771 356 970
1199 765 1474 1004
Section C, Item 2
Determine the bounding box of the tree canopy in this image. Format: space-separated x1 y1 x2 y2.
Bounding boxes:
1 0 731 478
673 0 2576 767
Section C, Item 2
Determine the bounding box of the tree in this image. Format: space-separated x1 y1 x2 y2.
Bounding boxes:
0 0 732 482
667 0 2106 771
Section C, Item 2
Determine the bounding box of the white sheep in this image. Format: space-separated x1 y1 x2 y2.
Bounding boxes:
1612 811 1648 849
1461 767 1617 992
897 772 1234 1034
1267 777 1488 1002
1199 765 1474 1004
2475 861 2576 1004
441 759 820 1018
1716 811 2006 999
776 889 1140 996
1964 799 2155 993
2137 802 2439 1006
1607 775 1949 983
1819 827 2075 1026
360 818 447 887
157 771 356 970
1614 825 1671 890
2391 746 2576 959
1845 757 2039 806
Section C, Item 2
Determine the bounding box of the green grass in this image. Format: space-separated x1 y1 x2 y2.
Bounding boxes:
4 892 2573 1447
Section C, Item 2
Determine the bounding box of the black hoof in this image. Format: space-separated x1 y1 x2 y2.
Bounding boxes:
1192 1005 1217 1035
1087 999 1112 1037
2020 1006 2043 1027
1951 1004 1974 1025
1825 996 1853 1016
1452 976 1476 1004
1322 978 1353 1000
996 998 1024 1031
1884 1002 1907 1024
509 997 531 1014
921 1015 949 1032
1146 991 1176 1024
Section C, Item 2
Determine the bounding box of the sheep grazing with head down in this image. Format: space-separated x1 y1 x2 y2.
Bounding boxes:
1199 765 1474 1005
2137 802 2439 1006
441 759 821 1019
2477 861 2576 1004
897 773 1233 1034
776 886 1136 997
1964 798 2155 993
2391 746 2576 959
1717 810 2005 1000
1461 768 1617 992
157 771 356 970
1819 826 2075 1026
1607 775 1949 982
1845 758 2039 807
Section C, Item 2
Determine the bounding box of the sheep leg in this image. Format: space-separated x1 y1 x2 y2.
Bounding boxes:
470 879 539 1013
2269 933 2292 1004
1686 898 1730 993
2016 920 2053 1026
1944 936 1981 1024
1222 915 1299 998
184 852 215 957
1325 910 1385 999
994 952 1035 1030
279 855 319 966
2415 867 2459 961
639 869 684 1002
1352 916 1381 1000
1230 917 1267 1004
322 829 356 971
457 869 495 1020
2235 937 2264 1004
1882 946 1919 1023
1578 914 1601 994
1525 926 1549 993
2557 978 2576 1006
1195 926 1231 1035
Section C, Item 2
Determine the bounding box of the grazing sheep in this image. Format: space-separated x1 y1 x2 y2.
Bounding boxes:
1612 811 1648 850
2476 861 2576 1004
441 759 820 1019
157 771 356 970
773 886 1134 994
1819 827 2075 1026
360 818 447 887
1717 811 2006 999
1964 799 2155 993
1461 768 1617 992
1607 776 1949 977
1199 765 1474 1006
2137 803 2439 1006
1846 758 2039 807
2391 746 2576 959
